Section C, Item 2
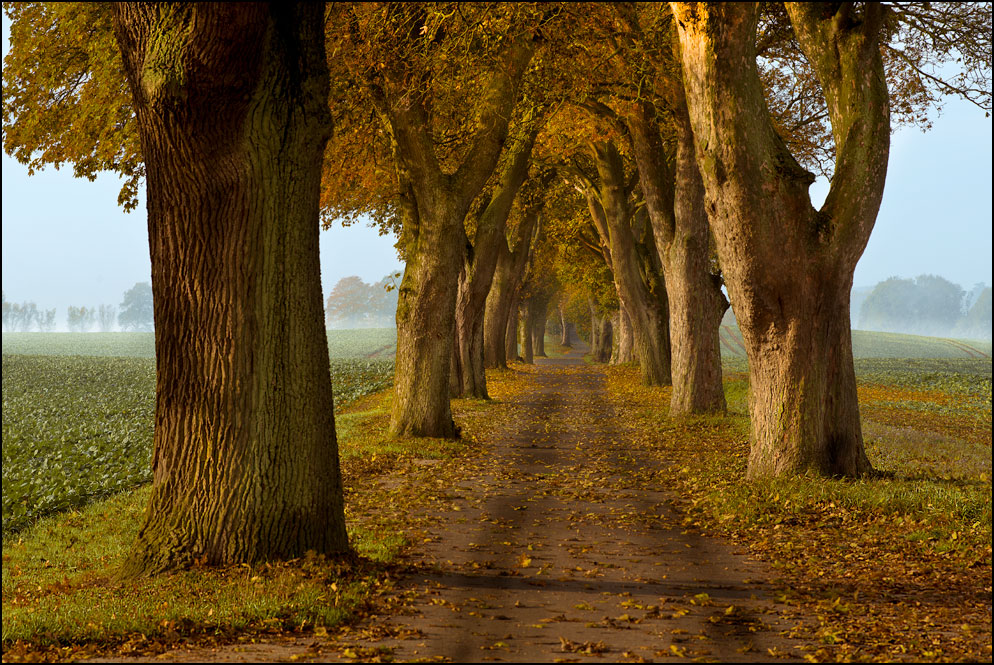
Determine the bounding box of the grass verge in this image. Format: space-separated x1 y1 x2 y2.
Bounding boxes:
604 364 992 663
1 386 495 661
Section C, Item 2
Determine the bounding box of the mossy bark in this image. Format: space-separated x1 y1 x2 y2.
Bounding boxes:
113 3 348 576
672 2 888 477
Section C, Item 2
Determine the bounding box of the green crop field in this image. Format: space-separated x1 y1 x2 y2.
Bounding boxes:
1 328 398 359
2 331 396 534
718 325 992 360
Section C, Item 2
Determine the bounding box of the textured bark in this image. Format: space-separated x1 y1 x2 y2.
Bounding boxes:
113 3 347 575
368 27 534 437
452 130 538 398
672 2 888 477
588 301 613 364
587 141 671 386
629 100 728 415
614 306 634 364
484 204 541 368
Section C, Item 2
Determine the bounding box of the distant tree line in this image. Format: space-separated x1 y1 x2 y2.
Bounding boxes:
858 276 992 339
325 274 400 329
1 282 155 333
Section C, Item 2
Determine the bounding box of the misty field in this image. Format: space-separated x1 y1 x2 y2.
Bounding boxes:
4 329 990 536
2 330 397 533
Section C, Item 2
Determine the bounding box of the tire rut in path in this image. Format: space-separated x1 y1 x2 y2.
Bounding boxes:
337 348 808 662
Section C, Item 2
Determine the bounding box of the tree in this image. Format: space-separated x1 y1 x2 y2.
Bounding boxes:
67 305 96 332
452 127 542 398
325 275 398 328
109 3 348 575
37 307 56 332
117 282 154 332
3 298 40 332
954 287 992 340
672 2 887 477
582 140 672 385
332 4 543 438
484 190 545 370
859 275 967 337
326 276 375 328
671 1 991 477
97 304 117 332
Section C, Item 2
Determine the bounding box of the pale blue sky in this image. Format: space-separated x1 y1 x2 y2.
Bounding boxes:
2 18 991 329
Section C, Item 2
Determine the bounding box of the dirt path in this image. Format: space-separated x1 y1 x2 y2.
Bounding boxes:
102 347 813 663
320 347 807 662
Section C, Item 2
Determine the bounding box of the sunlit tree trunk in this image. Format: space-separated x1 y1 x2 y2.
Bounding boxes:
614 305 634 364
362 9 534 436
588 141 671 386
484 203 541 368
113 3 347 575
673 1 887 477
629 100 728 415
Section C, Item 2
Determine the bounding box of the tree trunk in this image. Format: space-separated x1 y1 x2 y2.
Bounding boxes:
629 99 728 415
484 203 541 368
452 129 538 397
451 262 489 399
505 290 521 363
532 295 550 357
614 306 634 364
391 195 464 438
591 311 613 363
113 3 348 575
588 142 671 386
519 299 534 364
672 2 888 477
559 303 571 346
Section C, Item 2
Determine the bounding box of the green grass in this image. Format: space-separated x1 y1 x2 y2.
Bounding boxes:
1 384 477 652
717 325 992 360
2 332 396 535
1 481 389 650
1 328 398 359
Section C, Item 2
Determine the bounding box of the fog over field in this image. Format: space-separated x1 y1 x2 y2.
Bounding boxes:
1 17 989 336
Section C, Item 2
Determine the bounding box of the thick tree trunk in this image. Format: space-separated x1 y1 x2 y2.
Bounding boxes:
391 196 463 438
484 204 541 368
673 2 888 477
113 3 348 575
588 142 671 386
614 306 634 364
452 130 538 398
746 278 865 476
629 100 728 415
